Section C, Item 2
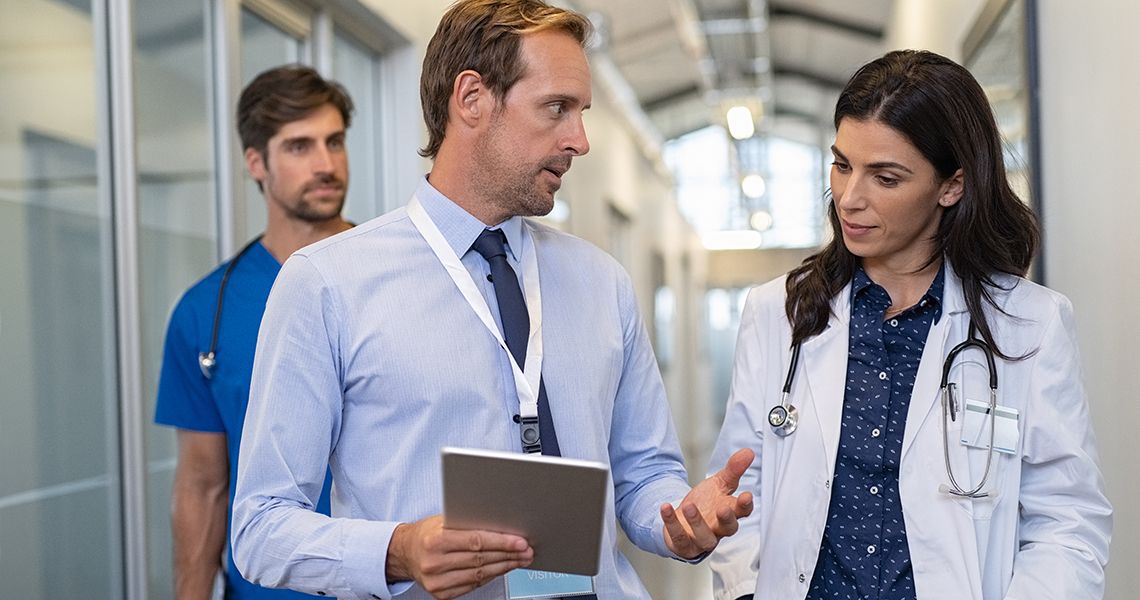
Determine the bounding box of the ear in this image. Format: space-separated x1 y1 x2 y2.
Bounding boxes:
938 168 964 207
245 146 267 184
451 69 491 128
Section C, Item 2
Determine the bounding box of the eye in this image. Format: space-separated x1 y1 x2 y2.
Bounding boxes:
287 140 308 154
875 175 899 187
831 160 850 173
328 137 345 151
547 102 566 116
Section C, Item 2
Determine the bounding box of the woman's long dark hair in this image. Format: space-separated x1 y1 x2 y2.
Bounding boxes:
785 50 1039 359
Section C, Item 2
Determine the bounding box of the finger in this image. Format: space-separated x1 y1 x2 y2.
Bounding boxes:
713 503 739 537
431 556 533 599
435 528 529 554
660 503 696 556
454 549 535 571
716 448 756 492
735 491 754 518
680 502 718 553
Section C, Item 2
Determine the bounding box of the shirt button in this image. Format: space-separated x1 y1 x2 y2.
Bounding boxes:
867 545 877 555
871 428 881 438
889 318 899 327
870 485 879 495
879 371 888 380
798 573 806 583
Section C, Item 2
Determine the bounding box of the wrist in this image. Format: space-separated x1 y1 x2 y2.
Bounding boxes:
385 523 411 583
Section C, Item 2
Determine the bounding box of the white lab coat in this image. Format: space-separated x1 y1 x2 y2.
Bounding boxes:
707 266 1111 600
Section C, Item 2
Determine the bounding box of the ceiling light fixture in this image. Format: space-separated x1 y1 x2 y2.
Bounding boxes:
750 210 774 232
726 105 755 140
741 174 766 198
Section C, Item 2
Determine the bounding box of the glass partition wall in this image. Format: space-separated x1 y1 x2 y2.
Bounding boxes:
0 1 122 596
0 1 406 597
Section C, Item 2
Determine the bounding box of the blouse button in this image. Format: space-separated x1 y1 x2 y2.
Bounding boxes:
867 545 877 555
879 371 888 380
871 428 881 438
889 319 899 327
870 485 879 495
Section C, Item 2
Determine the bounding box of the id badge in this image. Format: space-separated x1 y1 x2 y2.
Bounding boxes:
506 569 595 599
961 399 1019 454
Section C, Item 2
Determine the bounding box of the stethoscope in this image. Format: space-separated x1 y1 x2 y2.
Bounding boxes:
768 322 999 499
197 235 263 379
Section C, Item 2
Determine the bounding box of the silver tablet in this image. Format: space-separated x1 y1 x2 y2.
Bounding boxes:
441 447 610 576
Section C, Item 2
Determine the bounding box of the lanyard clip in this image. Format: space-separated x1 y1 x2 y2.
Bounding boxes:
519 415 542 454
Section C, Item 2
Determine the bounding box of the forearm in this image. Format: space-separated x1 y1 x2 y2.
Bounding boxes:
231 497 400 597
171 479 228 599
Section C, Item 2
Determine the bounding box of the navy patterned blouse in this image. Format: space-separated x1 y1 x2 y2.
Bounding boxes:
806 263 945 600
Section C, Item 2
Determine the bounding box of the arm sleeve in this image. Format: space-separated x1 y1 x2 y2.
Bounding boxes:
229 255 403 600
608 270 694 559
706 289 766 600
154 296 225 432
1005 296 1112 600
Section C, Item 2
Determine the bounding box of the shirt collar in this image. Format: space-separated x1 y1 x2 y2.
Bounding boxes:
416 176 525 261
851 260 947 323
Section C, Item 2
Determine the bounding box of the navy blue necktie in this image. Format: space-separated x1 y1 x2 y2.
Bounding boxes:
471 229 561 457
473 229 596 599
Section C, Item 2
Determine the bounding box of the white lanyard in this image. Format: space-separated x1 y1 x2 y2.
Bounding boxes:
407 196 544 424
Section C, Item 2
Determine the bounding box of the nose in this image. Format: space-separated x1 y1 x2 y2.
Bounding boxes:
834 171 868 213
562 114 590 156
311 144 335 174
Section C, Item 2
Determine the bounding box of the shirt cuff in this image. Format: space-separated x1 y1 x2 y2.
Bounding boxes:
340 519 403 600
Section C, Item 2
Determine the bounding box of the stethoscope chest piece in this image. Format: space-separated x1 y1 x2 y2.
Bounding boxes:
198 351 216 379
768 403 798 437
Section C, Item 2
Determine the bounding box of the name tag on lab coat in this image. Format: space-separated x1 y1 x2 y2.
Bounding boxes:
961 399 1019 454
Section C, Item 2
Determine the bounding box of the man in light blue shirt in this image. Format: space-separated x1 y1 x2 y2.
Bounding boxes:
231 2 754 599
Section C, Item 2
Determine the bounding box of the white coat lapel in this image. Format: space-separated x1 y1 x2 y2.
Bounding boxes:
902 266 969 459
801 283 852 475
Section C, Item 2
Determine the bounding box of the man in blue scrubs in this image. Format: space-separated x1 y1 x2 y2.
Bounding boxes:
155 65 355 599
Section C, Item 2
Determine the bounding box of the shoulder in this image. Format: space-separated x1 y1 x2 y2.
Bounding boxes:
742 274 790 321
295 208 413 260
992 273 1073 322
527 219 625 276
167 260 231 326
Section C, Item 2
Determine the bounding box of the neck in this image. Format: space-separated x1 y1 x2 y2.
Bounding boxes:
863 255 942 314
429 143 510 226
261 215 352 263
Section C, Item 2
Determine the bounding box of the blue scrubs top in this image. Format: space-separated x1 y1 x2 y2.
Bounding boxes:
156 241 331 600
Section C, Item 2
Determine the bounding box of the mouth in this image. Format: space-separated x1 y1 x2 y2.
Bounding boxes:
305 180 345 195
841 219 875 235
541 158 572 180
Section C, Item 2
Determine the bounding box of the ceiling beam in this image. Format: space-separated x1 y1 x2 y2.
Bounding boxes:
642 83 703 113
773 66 848 90
768 2 884 39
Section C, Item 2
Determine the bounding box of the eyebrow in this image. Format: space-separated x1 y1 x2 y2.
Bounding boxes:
830 145 915 175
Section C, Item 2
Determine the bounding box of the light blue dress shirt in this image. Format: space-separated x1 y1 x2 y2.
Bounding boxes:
232 178 693 600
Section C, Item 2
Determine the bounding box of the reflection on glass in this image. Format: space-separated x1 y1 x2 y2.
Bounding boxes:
134 0 216 596
967 0 1032 206
334 30 383 223
240 8 303 240
0 0 123 596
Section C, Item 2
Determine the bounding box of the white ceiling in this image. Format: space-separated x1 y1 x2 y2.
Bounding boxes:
573 0 893 143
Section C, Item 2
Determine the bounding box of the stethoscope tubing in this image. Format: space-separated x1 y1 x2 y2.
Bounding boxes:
770 320 1000 498
198 235 263 379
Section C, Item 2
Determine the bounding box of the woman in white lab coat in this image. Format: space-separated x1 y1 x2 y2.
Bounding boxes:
707 50 1111 600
